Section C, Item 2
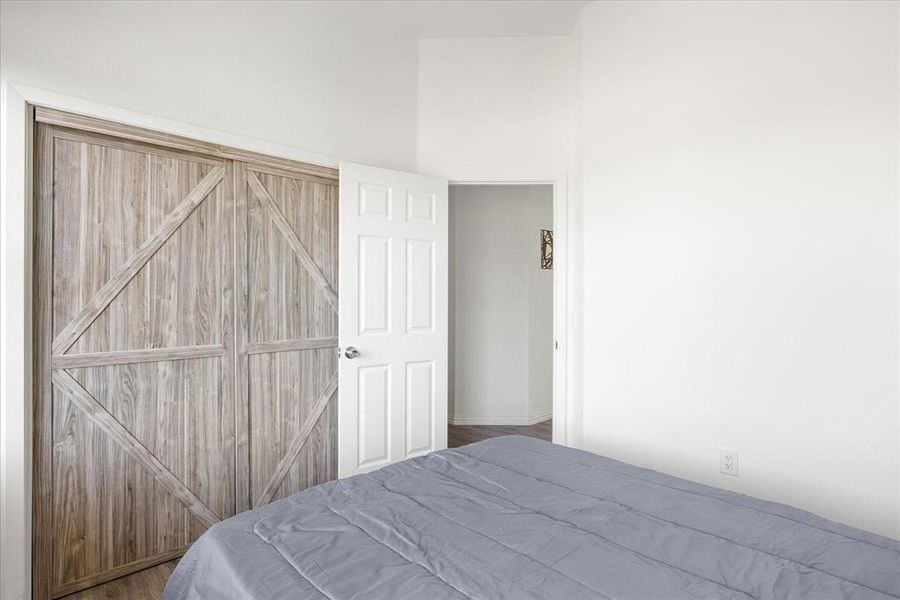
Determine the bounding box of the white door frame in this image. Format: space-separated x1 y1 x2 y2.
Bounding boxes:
0 80 342 600
445 171 571 447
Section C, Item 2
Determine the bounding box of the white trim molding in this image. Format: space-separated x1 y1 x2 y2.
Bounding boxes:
9 81 340 169
446 171 572 448
1 80 33 600
449 411 553 426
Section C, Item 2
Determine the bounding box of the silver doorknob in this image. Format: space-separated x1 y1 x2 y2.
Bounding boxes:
343 346 360 359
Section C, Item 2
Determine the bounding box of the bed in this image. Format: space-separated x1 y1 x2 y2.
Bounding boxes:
164 435 899 599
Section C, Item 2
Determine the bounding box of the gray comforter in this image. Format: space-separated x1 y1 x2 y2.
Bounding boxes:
164 436 899 599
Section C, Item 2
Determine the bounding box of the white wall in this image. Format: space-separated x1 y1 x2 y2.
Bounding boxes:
417 37 575 175
0 81 32 600
0 1 419 170
576 0 899 538
450 184 553 424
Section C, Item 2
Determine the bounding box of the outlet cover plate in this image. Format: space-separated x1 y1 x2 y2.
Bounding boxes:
719 447 739 476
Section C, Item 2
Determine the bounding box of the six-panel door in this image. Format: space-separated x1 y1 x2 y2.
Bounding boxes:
338 162 449 478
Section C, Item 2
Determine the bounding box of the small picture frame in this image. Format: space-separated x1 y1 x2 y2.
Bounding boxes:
540 229 553 270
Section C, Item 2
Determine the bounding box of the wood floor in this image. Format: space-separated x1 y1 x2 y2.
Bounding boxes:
58 421 552 599
448 419 552 448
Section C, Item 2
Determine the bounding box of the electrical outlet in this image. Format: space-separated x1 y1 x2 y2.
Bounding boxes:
719 448 739 476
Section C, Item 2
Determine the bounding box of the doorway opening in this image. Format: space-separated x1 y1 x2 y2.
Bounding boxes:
447 183 556 448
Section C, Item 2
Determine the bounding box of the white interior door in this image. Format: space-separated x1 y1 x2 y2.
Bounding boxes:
338 162 448 478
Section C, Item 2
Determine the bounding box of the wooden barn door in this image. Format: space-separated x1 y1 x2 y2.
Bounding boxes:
236 162 339 510
33 123 236 598
32 110 340 599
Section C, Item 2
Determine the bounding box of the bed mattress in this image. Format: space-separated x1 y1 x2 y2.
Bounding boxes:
164 435 899 599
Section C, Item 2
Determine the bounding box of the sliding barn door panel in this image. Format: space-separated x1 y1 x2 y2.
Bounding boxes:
237 164 339 510
34 124 235 598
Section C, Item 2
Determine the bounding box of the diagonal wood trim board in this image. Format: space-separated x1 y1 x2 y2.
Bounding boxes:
51 544 189 599
50 166 225 355
51 370 221 527
246 171 340 312
254 372 339 507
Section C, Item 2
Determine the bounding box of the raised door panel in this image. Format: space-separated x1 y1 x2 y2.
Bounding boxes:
406 190 435 225
359 183 392 219
238 165 339 510
34 124 234 599
406 239 435 333
405 360 435 457
358 364 391 468
358 236 392 335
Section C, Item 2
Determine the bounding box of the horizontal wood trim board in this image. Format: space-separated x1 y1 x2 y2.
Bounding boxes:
52 345 225 369
35 107 338 181
246 337 338 355
50 126 224 168
50 544 189 598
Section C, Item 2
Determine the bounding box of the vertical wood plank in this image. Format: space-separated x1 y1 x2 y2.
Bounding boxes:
233 160 251 513
219 160 238 522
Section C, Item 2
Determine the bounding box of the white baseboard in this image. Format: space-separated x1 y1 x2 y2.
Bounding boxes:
448 411 552 426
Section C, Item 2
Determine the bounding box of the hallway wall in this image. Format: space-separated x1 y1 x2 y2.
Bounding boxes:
450 184 554 424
